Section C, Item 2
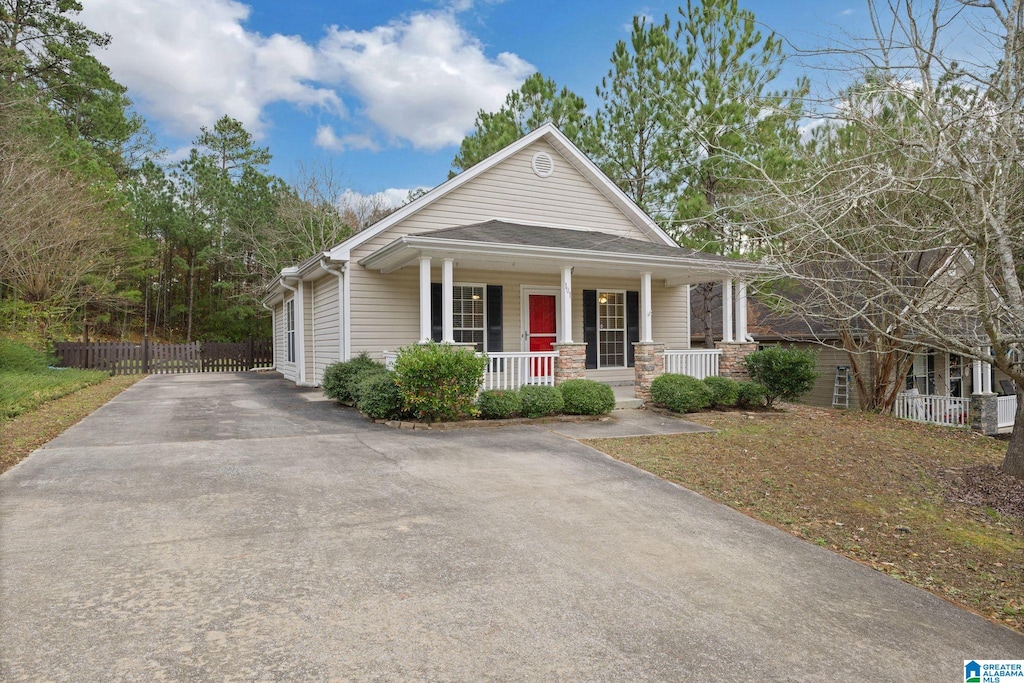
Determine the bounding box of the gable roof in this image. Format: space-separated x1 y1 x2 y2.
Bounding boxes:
326 123 677 262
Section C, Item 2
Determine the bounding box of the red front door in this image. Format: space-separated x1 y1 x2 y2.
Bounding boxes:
528 295 557 351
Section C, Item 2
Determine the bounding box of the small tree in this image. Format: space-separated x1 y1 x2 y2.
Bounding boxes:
393 342 487 422
743 346 818 408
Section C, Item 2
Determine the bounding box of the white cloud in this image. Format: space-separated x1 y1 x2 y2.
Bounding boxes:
316 12 533 149
840 8 856 16
314 125 379 152
79 2 531 151
80 0 342 137
341 187 427 210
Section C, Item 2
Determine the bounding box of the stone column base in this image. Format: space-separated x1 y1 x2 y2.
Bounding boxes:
970 393 999 436
633 342 665 403
553 343 587 384
715 342 758 380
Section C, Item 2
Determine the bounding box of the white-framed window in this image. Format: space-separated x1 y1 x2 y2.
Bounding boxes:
453 283 485 351
948 353 964 398
286 299 296 363
597 291 625 368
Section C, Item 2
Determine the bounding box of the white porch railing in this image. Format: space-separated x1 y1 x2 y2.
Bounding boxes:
481 352 557 390
664 349 722 380
894 392 970 428
998 395 1017 429
381 350 557 391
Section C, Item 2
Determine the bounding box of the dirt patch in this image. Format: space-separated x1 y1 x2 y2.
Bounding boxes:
586 404 1024 633
0 374 143 475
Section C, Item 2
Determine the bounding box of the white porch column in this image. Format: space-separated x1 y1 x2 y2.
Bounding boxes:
640 271 653 343
983 347 994 394
419 256 432 343
442 257 454 343
560 266 573 343
294 280 306 385
736 280 748 341
722 278 734 343
973 357 984 394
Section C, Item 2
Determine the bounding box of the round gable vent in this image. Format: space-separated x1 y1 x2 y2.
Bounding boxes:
531 151 555 178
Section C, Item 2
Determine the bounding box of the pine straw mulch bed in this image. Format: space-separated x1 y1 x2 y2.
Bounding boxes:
585 404 1024 634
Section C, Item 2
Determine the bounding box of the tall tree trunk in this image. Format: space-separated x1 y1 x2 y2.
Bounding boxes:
186 252 195 342
1003 387 1024 479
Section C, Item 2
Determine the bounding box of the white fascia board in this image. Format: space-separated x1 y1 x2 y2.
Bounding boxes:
541 125 677 247
361 235 768 278
326 124 562 262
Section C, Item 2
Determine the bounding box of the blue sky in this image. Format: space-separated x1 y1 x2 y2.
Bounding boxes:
79 0 872 205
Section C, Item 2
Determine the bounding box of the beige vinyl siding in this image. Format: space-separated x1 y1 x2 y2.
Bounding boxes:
278 295 297 383
349 266 690 360
349 139 654 264
273 300 285 372
303 281 314 385
312 273 341 385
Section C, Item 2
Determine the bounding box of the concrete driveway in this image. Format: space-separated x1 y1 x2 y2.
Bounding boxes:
1 373 1021 681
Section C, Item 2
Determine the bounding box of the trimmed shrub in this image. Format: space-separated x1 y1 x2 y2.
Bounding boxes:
518 384 564 418
650 373 712 413
322 353 385 403
0 339 53 372
743 346 819 408
477 389 521 419
347 364 389 404
703 376 740 408
736 381 767 409
394 342 488 422
354 372 404 420
558 379 616 415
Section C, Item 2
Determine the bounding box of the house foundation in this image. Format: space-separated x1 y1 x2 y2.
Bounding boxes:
553 343 587 384
633 342 665 403
716 342 757 381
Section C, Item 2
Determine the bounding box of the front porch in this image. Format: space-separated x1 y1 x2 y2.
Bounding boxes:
361 220 764 401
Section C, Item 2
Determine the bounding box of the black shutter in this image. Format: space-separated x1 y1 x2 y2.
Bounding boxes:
583 289 597 369
626 290 640 367
486 285 503 352
430 283 442 342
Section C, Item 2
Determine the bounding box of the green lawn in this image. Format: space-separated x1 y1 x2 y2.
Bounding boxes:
0 368 111 421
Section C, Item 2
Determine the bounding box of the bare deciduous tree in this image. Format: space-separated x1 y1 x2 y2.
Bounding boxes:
743 0 1024 477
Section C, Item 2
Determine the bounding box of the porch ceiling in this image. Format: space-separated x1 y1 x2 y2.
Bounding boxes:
358 220 768 285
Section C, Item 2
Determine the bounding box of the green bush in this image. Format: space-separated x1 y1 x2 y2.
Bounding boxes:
703 376 740 408
518 384 564 418
477 389 521 419
649 373 712 413
736 381 767 409
394 342 488 422
558 379 615 415
354 372 404 420
322 353 385 403
743 346 819 408
347 364 390 404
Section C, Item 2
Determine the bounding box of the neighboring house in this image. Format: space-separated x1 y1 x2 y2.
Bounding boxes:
691 285 1016 431
261 124 764 399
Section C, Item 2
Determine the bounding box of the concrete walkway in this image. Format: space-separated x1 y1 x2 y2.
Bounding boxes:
1 373 1021 681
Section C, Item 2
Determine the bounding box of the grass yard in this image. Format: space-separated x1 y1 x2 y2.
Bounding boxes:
586 405 1024 634
1 339 143 474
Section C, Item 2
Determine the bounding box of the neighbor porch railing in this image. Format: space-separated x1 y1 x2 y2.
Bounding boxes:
381 350 557 390
998 395 1017 430
894 392 970 428
663 349 722 380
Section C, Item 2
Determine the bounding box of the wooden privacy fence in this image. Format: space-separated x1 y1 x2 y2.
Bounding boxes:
55 338 273 375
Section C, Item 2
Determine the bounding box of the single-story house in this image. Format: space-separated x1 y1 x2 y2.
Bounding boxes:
261 123 765 399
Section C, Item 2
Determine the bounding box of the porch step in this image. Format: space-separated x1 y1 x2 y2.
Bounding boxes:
611 384 643 410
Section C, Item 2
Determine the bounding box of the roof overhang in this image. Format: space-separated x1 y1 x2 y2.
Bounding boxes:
359 235 768 286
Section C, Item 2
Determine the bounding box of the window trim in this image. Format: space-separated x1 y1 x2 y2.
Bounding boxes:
286 299 296 363
597 289 627 368
453 282 486 352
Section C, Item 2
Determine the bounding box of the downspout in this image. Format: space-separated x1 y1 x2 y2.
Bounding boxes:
280 277 307 385
321 259 349 361
260 300 277 371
